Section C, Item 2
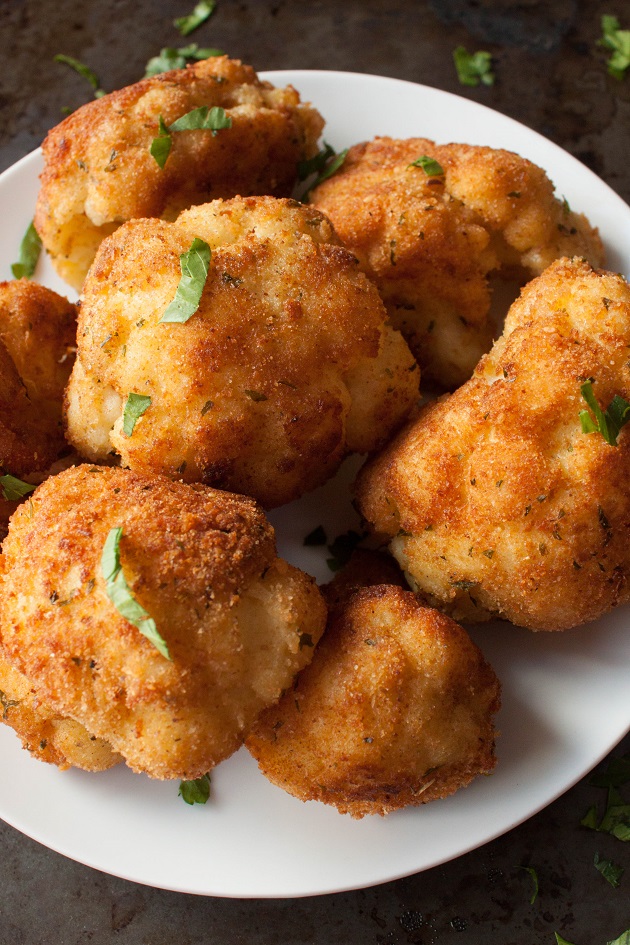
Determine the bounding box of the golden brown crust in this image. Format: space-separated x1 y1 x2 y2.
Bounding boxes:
246 584 500 818
64 196 419 508
0 464 327 778
0 655 120 771
356 257 630 631
311 137 604 388
35 56 325 290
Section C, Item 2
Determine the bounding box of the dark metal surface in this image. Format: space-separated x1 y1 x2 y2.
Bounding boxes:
0 1 629 942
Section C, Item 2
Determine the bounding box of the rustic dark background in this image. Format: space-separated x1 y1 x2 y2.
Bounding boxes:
0 1 629 942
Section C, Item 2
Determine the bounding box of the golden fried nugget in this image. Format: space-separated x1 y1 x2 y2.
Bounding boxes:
246 583 500 818
35 57 324 290
64 196 419 508
356 257 630 631
0 465 326 779
0 655 120 771
311 137 604 388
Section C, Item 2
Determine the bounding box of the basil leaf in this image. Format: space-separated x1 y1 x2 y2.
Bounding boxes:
144 43 223 78
169 105 231 134
594 852 624 887
178 773 211 804
453 46 495 86
101 527 171 660
11 220 42 280
408 155 444 176
122 393 152 436
579 379 630 445
174 0 216 37
160 238 211 324
54 53 105 98
600 14 630 80
150 116 172 169
0 474 36 502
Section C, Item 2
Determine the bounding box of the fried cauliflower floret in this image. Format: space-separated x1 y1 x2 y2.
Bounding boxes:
246 580 500 818
35 56 325 290
356 257 630 631
0 279 76 475
64 196 419 508
0 464 326 779
0 655 120 771
311 137 604 388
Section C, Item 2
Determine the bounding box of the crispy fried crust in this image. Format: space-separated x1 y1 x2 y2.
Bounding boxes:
64 196 419 507
35 56 325 290
311 137 604 388
356 257 630 631
0 655 120 771
0 464 326 778
246 584 500 818
0 280 76 477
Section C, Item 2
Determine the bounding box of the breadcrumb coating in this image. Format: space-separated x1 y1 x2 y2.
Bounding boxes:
64 196 419 508
0 465 326 779
356 257 630 631
311 137 604 388
35 56 324 290
247 578 500 818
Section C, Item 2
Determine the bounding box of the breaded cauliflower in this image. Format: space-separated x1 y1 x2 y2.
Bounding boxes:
356 257 630 631
311 137 604 388
0 464 326 779
0 655 120 772
35 57 324 290
246 576 500 818
0 279 76 477
64 196 419 508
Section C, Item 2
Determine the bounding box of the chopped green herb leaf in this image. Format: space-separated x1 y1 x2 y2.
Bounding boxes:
408 155 444 176
54 54 105 98
200 399 214 415
326 529 365 572
150 116 172 169
518 865 539 904
591 754 630 789
0 689 20 720
581 805 600 830
594 852 624 887
170 104 231 134
297 141 336 181
174 0 216 36
608 930 630 945
178 772 211 804
0 474 36 502
303 525 327 546
144 43 222 78
244 389 267 402
579 379 630 445
160 238 211 324
453 45 495 86
11 220 42 279
600 14 630 79
301 146 348 200
101 527 171 659
122 393 152 436
554 935 576 945
298 632 314 649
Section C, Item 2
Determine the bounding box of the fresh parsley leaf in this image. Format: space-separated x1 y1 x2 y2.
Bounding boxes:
54 53 105 98
608 931 630 945
150 107 232 167
600 14 630 79
101 527 171 659
300 146 348 200
0 474 36 502
581 805 600 830
453 45 495 86
144 43 222 78
591 754 630 789
11 220 42 280
297 142 336 181
122 393 152 436
554 935 576 945
326 529 365 572
0 689 20 720
594 852 624 887
178 773 211 804
159 238 211 324
408 155 444 176
579 379 630 445
150 116 172 169
303 525 327 546
244 389 267 402
518 865 539 904
174 0 216 37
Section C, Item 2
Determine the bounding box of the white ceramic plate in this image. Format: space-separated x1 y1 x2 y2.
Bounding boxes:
0 70 629 899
